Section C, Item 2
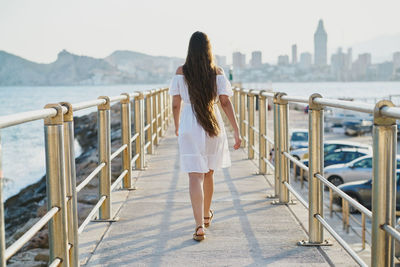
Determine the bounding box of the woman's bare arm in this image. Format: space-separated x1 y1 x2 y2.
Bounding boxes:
219 95 241 150
172 95 182 136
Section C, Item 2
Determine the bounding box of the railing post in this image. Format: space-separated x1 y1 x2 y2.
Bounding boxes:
0 133 5 267
44 104 70 267
60 102 79 267
145 92 154 154
371 100 397 267
299 93 330 246
158 89 164 137
97 96 112 220
259 90 267 174
239 88 246 148
272 93 291 205
135 92 145 169
163 88 168 129
152 90 159 145
248 90 255 159
233 89 239 121
268 93 280 198
120 93 134 189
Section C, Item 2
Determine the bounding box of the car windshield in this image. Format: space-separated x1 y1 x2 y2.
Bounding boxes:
353 158 372 168
291 132 308 142
324 144 338 153
324 152 343 162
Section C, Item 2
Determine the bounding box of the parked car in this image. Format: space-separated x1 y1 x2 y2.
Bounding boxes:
296 148 370 175
291 140 372 161
343 119 373 136
325 155 400 186
290 129 308 150
332 171 400 212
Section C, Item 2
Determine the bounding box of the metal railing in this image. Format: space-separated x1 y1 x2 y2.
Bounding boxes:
233 88 400 267
0 88 170 266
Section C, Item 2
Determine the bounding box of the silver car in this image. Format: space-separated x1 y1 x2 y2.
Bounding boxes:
290 140 372 161
324 154 400 186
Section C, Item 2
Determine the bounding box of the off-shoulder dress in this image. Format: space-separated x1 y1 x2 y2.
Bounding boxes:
169 74 233 173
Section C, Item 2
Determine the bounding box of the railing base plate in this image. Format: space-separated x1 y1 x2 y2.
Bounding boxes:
91 216 120 223
121 186 138 191
271 199 297 205
266 194 279 199
297 240 332 246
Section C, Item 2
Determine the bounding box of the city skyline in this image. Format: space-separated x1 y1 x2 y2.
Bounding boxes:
1 0 400 64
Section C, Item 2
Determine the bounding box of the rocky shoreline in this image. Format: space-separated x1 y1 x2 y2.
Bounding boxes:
5 103 126 266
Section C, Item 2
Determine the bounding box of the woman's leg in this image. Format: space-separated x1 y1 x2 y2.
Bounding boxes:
189 172 205 234
203 169 214 222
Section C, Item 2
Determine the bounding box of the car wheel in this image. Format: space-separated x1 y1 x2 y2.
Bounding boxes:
328 175 343 187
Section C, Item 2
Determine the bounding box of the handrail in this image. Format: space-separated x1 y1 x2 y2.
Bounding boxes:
315 173 372 219
4 207 59 260
76 163 106 193
232 87 399 266
315 214 368 267
0 88 171 265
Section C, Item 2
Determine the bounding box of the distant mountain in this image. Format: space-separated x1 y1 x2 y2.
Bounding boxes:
0 50 184 86
351 33 400 63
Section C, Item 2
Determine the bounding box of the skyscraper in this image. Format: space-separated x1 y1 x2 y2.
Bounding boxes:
250 51 262 68
291 44 297 64
277 55 289 66
393 52 400 77
314 19 328 66
299 52 312 69
232 52 246 69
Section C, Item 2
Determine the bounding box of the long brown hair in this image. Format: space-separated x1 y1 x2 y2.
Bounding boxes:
183 31 220 137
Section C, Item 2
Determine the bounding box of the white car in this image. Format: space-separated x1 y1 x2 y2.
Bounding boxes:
290 140 372 161
324 155 400 186
290 129 308 150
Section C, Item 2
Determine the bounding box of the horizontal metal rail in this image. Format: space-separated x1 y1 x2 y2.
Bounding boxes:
72 99 106 112
262 134 274 145
283 182 308 209
157 127 162 133
111 170 129 192
78 195 107 234
283 152 309 171
280 95 309 104
144 141 151 150
250 145 259 154
263 157 275 171
152 133 157 141
131 133 139 143
243 120 249 125
315 214 368 267
250 125 259 133
131 153 140 166
48 258 62 267
382 224 400 244
110 144 127 161
314 173 372 219
76 163 106 193
4 206 59 260
144 124 151 131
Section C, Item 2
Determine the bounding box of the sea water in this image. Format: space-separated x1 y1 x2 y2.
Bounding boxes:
1 82 400 200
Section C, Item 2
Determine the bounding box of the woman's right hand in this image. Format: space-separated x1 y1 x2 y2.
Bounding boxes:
233 130 241 150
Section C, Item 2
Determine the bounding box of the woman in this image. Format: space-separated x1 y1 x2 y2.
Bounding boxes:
169 31 241 241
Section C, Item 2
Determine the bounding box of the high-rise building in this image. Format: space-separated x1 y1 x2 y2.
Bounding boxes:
314 19 328 67
291 44 297 64
299 52 312 69
250 51 262 68
232 52 246 69
215 55 227 67
393 52 400 78
331 47 350 81
277 55 289 66
346 48 353 70
352 53 371 80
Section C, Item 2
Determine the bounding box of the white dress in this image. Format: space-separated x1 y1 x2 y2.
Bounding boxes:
169 74 233 173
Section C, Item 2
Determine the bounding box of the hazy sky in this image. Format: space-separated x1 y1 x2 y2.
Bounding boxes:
1 0 399 64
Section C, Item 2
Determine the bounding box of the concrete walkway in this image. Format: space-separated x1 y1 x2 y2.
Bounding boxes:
79 126 356 266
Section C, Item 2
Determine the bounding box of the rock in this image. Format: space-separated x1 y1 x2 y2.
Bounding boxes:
34 252 49 262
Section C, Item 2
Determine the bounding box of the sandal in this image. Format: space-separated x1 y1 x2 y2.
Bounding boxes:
193 225 205 241
204 210 214 227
